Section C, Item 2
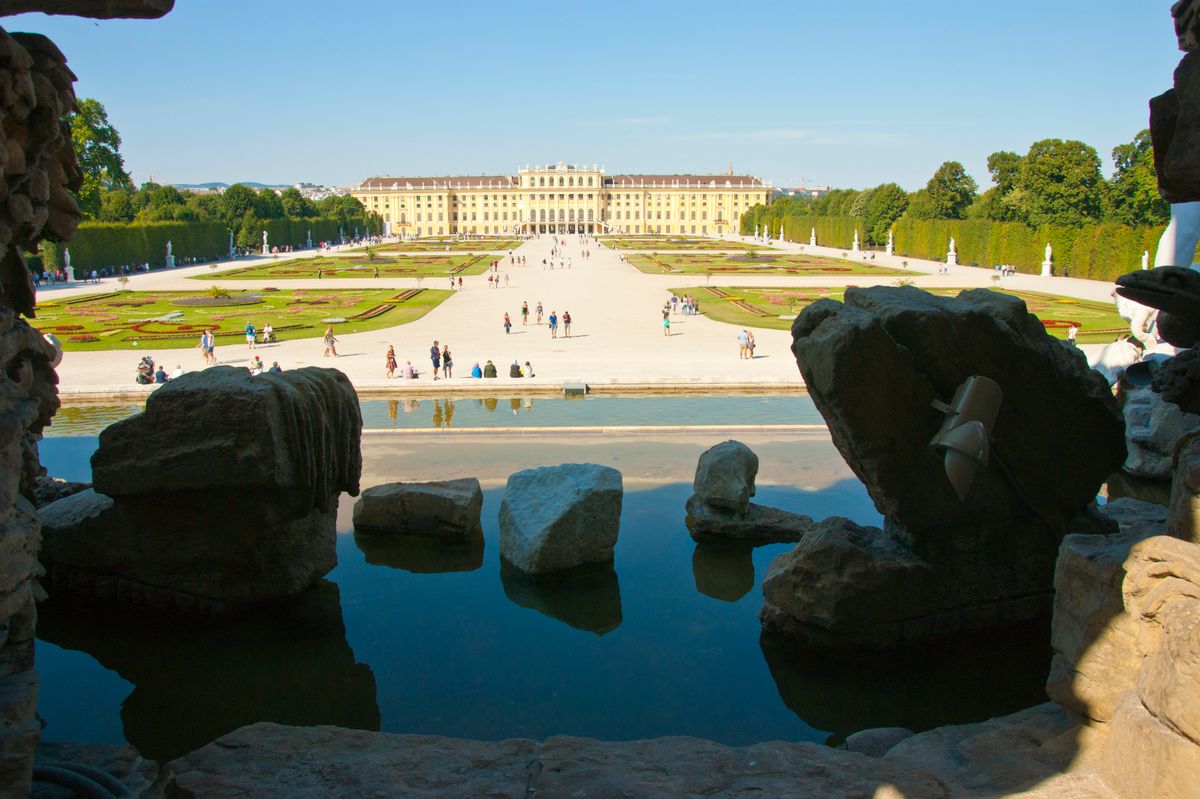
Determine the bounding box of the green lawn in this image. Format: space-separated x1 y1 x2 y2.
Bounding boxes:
637 252 908 276
675 285 1127 341
36 288 452 351
371 238 521 253
193 253 491 280
600 236 770 251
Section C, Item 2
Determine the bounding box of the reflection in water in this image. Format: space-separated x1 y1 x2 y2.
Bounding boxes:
37 581 380 763
691 544 755 602
484 397 497 412
403 398 419 414
500 559 622 636
354 528 484 573
760 619 1052 745
388 399 398 422
510 398 521 415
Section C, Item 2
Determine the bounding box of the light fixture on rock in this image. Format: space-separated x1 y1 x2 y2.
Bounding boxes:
929 376 1003 501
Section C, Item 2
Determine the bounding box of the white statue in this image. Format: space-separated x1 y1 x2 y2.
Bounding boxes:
166 240 173 257
262 230 269 256
886 229 894 256
1154 201 1200 269
63 247 71 269
852 230 860 252
754 225 760 239
1142 250 1150 270
1045 243 1052 263
778 224 784 242
164 239 175 269
1041 242 1054 277
809 227 816 246
947 237 958 267
228 231 235 257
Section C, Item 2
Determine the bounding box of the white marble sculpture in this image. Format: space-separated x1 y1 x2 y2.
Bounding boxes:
809 227 816 246
1154 201 1200 269
947 237 957 267
262 230 269 256
63 248 71 270
852 230 860 253
1041 243 1053 277
165 239 175 269
886 230 894 257
1143 250 1150 270
228 231 235 259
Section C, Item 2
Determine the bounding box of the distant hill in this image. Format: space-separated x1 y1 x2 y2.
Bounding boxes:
172 182 292 190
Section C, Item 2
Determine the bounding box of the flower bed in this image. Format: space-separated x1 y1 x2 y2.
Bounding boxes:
172 294 264 307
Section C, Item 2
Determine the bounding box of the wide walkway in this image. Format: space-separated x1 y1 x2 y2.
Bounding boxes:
49 234 1123 395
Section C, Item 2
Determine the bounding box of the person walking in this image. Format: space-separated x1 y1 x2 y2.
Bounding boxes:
323 325 338 357
442 344 453 379
549 310 558 338
747 330 756 358
386 345 398 379
563 311 572 338
245 321 256 350
737 329 748 359
664 316 671 336
536 301 543 325
430 340 441 380
504 312 512 334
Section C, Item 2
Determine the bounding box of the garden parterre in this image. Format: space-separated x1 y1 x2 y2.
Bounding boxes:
633 252 909 276
192 253 491 280
36 288 452 351
677 285 1127 341
599 236 774 251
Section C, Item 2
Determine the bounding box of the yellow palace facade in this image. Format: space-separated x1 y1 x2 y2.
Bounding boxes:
351 162 770 237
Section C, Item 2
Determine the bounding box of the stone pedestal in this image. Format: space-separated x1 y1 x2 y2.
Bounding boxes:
165 254 175 269
1041 260 1053 277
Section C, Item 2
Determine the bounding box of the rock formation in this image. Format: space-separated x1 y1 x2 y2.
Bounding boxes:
684 440 814 545
499 559 622 636
354 527 484 574
353 478 482 538
161 722 950 799
776 286 1125 647
1122 385 1200 480
38 366 362 613
499 463 622 575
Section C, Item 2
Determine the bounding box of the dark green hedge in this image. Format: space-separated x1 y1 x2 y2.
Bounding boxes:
41 216 371 277
744 212 1170 281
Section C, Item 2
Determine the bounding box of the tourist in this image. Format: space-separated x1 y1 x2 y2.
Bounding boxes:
563 311 572 337
504 312 512 334
483 359 498 378
170 364 184 380
154 364 168 383
737 329 749 359
261 321 274 344
549 310 558 338
268 361 282 374
471 362 483 378
430 339 441 379
509 360 522 378
323 326 338 357
1068 325 1080 345
386 345 397 378
403 360 416 379
664 316 671 336
747 331 756 358
458 276 464 289
504 273 510 288
249 356 264 375
442 344 453 379
536 301 543 324
524 360 534 378
521 300 529 325
245 320 256 349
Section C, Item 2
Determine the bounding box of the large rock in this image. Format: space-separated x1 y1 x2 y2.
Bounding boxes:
352 478 482 538
163 722 950 799
1123 385 1200 480
1045 499 1167 721
685 440 814 545
1168 430 1200 543
38 366 362 613
499 463 622 574
782 287 1126 646
693 440 757 512
1151 48 1200 204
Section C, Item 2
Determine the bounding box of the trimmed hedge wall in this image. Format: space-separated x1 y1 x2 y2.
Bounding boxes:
41 216 371 277
744 213 1172 282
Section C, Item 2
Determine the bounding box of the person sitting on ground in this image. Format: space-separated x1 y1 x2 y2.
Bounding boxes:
403 360 417 379
249 356 264 375
524 360 534 378
509 359 523 378
268 361 282 374
483 359 498 378
471 362 483 378
153 365 168 384
170 364 184 380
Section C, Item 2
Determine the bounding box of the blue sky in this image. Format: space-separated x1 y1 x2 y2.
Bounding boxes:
4 1 1183 190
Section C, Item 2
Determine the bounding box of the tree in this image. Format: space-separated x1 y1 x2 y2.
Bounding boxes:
98 189 134 222
986 151 1022 196
924 161 978 219
1019 139 1105 226
186 193 222 222
863 183 909 243
280 187 317 218
903 189 937 220
847 188 875 218
1109 130 1169 227
71 98 133 219
220 183 258 229
255 188 284 219
317 193 369 223
236 209 260 248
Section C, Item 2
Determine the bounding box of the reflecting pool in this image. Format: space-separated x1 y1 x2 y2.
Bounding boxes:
34 427 1052 763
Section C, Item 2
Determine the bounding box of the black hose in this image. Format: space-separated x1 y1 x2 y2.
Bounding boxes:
39 760 133 798
32 765 116 799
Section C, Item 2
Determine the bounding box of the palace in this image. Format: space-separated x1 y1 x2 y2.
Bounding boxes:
351 162 771 237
